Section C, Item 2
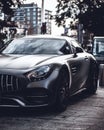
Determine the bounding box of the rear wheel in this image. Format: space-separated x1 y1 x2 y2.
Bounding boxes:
55 69 69 112
86 64 98 94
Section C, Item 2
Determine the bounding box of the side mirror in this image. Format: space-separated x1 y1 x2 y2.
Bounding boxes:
73 47 83 57
87 46 92 53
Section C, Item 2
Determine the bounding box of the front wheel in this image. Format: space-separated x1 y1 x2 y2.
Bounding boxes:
55 69 69 112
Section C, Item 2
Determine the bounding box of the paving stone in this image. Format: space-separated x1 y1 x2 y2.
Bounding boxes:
0 87 104 130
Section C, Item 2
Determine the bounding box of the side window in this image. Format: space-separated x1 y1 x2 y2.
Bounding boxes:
71 45 84 53
60 42 72 54
70 39 84 53
65 42 72 54
71 45 76 54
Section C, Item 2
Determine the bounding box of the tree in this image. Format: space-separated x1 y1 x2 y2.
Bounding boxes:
56 0 104 36
0 0 24 46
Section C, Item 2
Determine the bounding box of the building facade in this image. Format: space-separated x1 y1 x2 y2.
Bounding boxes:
13 3 52 35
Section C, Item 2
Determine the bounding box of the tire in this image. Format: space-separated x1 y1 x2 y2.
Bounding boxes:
86 64 98 94
55 69 69 112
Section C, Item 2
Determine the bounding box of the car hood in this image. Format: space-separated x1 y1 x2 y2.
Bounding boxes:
0 54 58 70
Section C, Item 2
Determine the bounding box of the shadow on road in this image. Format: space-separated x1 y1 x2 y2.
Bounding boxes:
0 91 96 118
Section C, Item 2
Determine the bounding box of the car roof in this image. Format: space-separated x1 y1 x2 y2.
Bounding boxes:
23 34 75 41
94 36 104 39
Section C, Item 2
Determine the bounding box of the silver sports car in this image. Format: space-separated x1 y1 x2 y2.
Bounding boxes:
0 35 98 111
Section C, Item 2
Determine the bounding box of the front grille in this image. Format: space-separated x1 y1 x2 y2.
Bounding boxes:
0 74 20 93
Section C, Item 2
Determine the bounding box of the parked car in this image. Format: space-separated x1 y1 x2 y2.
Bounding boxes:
92 36 104 65
0 35 98 111
92 36 104 86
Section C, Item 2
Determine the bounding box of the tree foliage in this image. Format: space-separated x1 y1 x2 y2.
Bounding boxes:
56 0 104 35
0 0 24 44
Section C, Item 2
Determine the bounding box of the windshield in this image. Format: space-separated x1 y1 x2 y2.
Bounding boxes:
93 38 104 56
2 38 67 55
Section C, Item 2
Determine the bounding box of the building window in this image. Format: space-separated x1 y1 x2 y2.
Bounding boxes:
33 17 36 20
27 12 30 16
33 8 36 11
27 16 30 21
33 21 36 24
27 8 30 12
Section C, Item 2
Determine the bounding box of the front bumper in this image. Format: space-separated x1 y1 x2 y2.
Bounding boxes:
0 69 60 108
0 90 49 108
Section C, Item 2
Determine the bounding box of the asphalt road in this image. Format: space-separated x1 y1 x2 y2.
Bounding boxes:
0 87 104 130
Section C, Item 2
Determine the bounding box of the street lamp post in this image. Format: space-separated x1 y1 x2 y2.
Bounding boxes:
41 0 45 24
41 0 46 34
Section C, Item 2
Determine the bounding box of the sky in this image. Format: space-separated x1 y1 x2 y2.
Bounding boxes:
24 0 64 35
25 0 57 13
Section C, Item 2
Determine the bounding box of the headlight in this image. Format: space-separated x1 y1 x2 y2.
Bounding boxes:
27 65 51 81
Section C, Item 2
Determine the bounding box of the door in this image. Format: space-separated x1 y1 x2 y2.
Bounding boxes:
68 48 90 94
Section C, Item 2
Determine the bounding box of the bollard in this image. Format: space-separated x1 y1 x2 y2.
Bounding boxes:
99 64 104 87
